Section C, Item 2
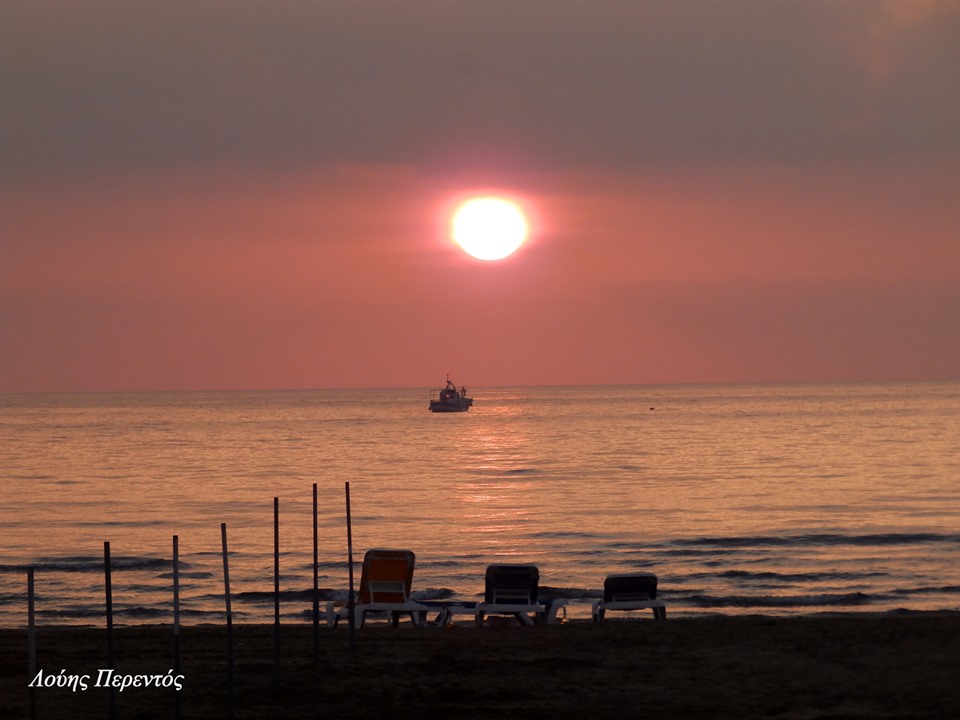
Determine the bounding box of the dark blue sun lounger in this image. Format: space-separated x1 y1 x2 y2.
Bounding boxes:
592 572 666 621
475 564 566 625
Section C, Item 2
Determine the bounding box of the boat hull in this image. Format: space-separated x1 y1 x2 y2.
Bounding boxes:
429 399 473 413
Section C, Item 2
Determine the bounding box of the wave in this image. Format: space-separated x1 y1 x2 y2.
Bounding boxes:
682 592 872 608
292 560 355 572
74 520 167 528
35 607 106 619
889 585 960 597
533 531 604 540
421 557 486 567
664 533 960 549
33 606 250 622
156 571 214 580
111 606 171 619
411 587 457 601
0 556 173 573
541 586 601 601
233 589 333 603
204 586 464 604
698 570 890 583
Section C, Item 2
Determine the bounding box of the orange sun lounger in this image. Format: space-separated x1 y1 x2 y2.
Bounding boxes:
327 549 430 628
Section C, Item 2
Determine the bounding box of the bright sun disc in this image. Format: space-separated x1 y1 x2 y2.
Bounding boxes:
451 197 529 260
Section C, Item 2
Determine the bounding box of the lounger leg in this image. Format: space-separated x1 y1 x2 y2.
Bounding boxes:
546 602 567 624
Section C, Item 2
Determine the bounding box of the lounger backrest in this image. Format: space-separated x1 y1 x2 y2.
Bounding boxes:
485 564 539 604
359 549 416 604
604 573 658 602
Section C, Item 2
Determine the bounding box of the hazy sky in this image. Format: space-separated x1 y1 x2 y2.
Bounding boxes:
3 0 959 392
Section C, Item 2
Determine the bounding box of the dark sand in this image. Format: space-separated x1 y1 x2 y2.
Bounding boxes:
3 613 959 719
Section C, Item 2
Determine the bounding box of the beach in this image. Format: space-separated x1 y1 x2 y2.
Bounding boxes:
4 613 959 719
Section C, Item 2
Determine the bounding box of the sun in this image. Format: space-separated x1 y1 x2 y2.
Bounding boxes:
451 197 529 261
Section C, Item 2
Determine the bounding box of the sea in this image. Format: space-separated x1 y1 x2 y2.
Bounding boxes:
1 383 959 627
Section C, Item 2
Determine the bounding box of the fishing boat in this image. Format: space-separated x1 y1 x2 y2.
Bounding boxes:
429 377 473 412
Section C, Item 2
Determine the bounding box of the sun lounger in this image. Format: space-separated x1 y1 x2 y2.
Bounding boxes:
592 572 666 621
327 549 430 628
475 564 567 626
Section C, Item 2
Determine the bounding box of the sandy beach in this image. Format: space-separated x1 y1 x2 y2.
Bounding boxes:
2 613 958 719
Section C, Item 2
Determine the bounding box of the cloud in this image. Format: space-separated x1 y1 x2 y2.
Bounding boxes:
4 0 958 180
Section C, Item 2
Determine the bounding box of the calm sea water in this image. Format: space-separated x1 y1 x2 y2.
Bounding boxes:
1 383 959 627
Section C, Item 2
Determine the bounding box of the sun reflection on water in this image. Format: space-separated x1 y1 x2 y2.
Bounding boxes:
445 408 550 556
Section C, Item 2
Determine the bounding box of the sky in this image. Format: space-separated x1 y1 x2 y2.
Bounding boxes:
2 0 959 392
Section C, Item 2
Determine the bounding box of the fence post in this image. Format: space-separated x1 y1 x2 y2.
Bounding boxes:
273 496 281 691
27 567 36 720
345 482 356 648
312 482 320 662
173 535 182 720
104 541 116 720
221 523 235 720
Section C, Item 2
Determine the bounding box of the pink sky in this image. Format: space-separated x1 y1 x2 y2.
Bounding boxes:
3 1 959 392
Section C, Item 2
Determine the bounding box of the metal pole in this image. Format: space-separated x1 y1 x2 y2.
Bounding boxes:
312 482 320 662
27 567 36 720
273 496 281 691
221 523 235 720
173 535 182 720
345 482 356 647
104 541 116 720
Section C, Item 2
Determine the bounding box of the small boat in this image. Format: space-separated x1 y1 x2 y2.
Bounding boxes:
429 377 473 413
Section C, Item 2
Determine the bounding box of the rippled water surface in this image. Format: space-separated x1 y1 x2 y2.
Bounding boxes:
2 383 958 626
